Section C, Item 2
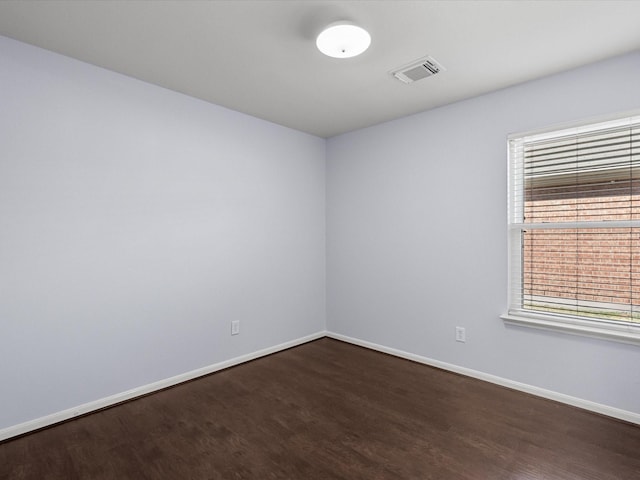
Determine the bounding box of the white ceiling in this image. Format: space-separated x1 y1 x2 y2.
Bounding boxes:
1 1 639 138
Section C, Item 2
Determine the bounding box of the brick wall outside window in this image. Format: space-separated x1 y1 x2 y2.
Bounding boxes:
522 179 640 322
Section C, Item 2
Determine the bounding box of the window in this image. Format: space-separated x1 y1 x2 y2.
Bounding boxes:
503 114 640 344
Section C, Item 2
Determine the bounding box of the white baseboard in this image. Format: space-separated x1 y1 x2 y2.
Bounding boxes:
0 331 327 442
4 329 636 443
326 331 640 425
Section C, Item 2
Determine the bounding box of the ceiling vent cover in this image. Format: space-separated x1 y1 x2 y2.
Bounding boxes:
391 56 445 84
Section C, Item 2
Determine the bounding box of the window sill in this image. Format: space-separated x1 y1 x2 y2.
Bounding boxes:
501 312 640 346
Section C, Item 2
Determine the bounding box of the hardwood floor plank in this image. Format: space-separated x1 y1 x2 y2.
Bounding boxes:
1 338 639 479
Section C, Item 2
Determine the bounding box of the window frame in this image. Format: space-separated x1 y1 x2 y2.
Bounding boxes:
502 111 640 345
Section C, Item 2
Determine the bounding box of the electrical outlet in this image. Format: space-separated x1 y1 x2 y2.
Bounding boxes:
231 320 240 336
455 326 466 343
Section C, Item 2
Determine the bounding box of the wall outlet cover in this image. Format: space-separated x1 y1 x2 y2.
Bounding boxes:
455 326 466 343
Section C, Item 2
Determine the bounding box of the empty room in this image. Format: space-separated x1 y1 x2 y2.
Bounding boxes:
1 1 639 478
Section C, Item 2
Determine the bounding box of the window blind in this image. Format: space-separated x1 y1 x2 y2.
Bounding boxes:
508 116 640 325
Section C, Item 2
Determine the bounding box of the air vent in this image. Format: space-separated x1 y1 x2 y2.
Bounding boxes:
391 56 446 84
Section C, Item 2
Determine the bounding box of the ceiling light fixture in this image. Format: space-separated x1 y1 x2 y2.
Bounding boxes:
316 21 371 59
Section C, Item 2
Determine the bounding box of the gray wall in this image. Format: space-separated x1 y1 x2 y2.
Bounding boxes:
326 52 640 414
0 36 326 429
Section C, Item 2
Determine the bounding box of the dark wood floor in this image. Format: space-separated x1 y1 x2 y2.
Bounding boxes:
1 338 639 479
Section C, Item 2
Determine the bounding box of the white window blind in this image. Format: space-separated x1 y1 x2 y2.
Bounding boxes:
507 115 640 338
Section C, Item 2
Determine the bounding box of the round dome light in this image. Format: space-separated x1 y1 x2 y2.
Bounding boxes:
316 22 371 59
